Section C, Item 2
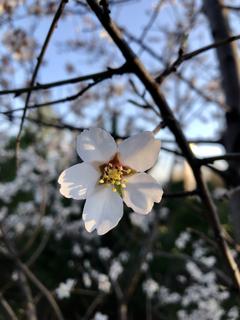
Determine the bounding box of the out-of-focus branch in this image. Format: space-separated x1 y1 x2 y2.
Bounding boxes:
18 272 38 320
138 0 164 46
0 294 18 320
100 258 127 320
128 78 160 115
20 185 47 256
125 29 229 111
161 146 183 157
161 138 222 144
26 232 50 267
156 34 240 83
3 113 85 131
221 5 240 11
163 190 199 198
0 226 64 320
125 213 160 300
200 153 240 165
175 72 229 111
82 293 106 320
124 29 233 113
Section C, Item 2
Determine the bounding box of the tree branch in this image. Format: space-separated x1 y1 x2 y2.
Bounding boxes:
156 34 240 82
0 294 18 320
163 190 199 198
86 0 240 291
0 64 128 96
200 153 240 165
16 0 69 153
3 64 128 115
0 226 64 320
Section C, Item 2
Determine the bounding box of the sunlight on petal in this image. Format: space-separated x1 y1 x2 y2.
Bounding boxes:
58 163 100 200
83 186 123 235
119 131 161 172
123 173 163 214
77 128 117 163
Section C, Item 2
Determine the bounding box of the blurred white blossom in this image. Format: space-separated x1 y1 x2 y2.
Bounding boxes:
3 28 36 61
82 273 92 288
97 274 111 293
175 231 190 249
93 312 108 320
98 247 112 261
143 278 159 298
109 260 123 281
55 279 76 299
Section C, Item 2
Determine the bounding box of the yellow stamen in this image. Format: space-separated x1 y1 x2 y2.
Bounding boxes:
98 158 134 195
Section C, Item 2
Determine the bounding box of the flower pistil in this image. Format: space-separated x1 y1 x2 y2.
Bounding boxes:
99 155 133 195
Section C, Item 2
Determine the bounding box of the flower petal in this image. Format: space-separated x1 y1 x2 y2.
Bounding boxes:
77 128 117 163
83 186 123 235
118 131 160 172
58 163 100 200
123 173 163 214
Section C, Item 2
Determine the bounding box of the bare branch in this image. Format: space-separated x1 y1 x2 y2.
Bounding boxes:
2 64 128 115
86 0 240 291
0 64 128 96
200 153 240 165
0 226 64 320
163 190 199 198
221 5 240 11
16 0 69 153
3 113 85 131
18 272 38 320
157 34 240 82
138 0 164 46
0 294 18 320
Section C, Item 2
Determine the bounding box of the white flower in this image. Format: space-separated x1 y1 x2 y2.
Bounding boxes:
98 247 112 260
98 274 111 293
55 279 76 299
93 312 109 320
175 231 190 249
82 272 92 288
109 259 123 281
58 128 163 235
143 278 159 298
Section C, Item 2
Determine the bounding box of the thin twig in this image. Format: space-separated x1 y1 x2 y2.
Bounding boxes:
16 0 69 160
137 0 164 52
3 64 128 115
0 64 127 96
200 153 240 165
20 185 47 256
222 5 240 11
0 294 18 320
3 114 84 131
163 190 199 198
156 34 240 82
82 293 106 320
125 213 160 300
18 272 38 320
0 226 64 320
